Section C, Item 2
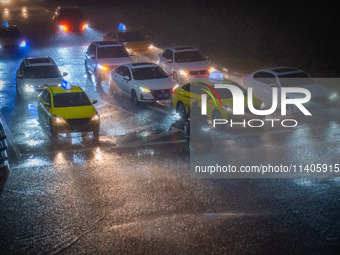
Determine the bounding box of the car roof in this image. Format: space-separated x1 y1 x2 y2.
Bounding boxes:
49 85 84 94
185 77 237 86
127 62 157 68
167 46 198 52
255 67 305 76
24 57 56 66
91 41 122 47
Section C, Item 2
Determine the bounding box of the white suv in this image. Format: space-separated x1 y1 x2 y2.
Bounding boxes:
16 57 67 100
85 41 133 86
157 46 215 83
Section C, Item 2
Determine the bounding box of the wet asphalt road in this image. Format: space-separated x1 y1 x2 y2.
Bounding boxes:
0 4 340 254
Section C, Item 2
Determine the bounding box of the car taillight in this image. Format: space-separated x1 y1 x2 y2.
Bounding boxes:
82 24 88 30
59 24 68 32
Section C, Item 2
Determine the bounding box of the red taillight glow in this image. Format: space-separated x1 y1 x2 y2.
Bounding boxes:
59 24 68 32
82 24 88 30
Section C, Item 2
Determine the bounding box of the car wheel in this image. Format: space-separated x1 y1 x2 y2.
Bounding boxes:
109 81 117 98
49 120 58 140
176 101 186 118
173 71 179 83
131 90 139 105
95 72 102 87
212 110 222 120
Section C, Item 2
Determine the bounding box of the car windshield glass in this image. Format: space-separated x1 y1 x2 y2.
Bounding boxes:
132 66 168 80
97 46 129 58
174 51 205 63
117 31 145 42
278 73 314 87
53 92 91 108
24 66 61 79
0 28 21 38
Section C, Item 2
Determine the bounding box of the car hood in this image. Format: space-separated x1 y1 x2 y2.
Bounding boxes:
97 57 133 67
23 77 63 87
53 106 97 119
124 40 150 49
174 61 210 71
135 78 175 90
286 83 330 98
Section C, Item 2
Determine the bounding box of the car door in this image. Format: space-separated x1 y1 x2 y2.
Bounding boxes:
85 44 96 75
120 66 133 96
158 49 173 75
113 66 129 96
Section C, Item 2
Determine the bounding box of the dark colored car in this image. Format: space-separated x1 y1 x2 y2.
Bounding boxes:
0 118 8 170
52 7 88 32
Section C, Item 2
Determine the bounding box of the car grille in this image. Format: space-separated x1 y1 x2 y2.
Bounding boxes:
67 118 90 125
151 89 171 100
188 70 209 75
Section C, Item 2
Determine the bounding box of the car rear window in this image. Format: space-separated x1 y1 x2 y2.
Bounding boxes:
53 92 91 108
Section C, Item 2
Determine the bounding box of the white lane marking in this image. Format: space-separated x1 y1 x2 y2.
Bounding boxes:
0 112 22 160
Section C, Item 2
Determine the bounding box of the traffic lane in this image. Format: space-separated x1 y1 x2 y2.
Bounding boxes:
1 149 338 254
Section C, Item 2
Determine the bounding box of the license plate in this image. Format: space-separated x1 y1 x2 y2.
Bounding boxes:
195 75 205 78
158 93 168 99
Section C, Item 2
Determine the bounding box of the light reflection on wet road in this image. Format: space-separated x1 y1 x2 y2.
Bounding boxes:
0 4 340 255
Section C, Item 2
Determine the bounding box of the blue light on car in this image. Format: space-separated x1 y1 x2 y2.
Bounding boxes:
209 72 224 81
61 80 71 90
118 23 126 32
3 21 9 28
19 41 26 47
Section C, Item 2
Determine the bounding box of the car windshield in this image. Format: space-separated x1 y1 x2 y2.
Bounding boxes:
24 66 61 79
278 72 315 87
132 66 168 80
53 92 92 108
117 31 145 42
174 51 205 63
97 46 129 59
0 27 21 38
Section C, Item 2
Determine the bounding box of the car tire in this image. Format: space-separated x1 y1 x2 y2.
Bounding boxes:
93 129 100 141
212 110 222 120
131 90 139 105
176 101 186 118
109 81 117 98
49 120 58 141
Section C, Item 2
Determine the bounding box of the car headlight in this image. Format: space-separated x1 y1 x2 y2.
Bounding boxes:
172 84 179 94
329 92 338 101
97 64 108 71
179 70 189 76
139 87 151 93
201 126 210 132
53 116 66 125
25 84 34 92
222 106 233 112
209 67 216 73
91 114 100 121
148 44 154 49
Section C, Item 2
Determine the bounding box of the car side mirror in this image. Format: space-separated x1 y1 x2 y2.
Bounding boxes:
43 103 51 108
123 76 130 81
166 59 173 63
88 54 95 59
16 74 23 79
129 51 135 56
168 73 173 77
62 72 68 77
92 99 97 104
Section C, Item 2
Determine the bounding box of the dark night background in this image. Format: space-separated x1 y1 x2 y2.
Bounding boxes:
46 0 340 76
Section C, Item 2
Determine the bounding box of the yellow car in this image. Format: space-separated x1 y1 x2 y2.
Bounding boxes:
38 82 100 140
102 23 153 53
172 74 262 120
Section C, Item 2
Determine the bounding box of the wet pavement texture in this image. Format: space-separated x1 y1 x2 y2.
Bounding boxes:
0 4 340 255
